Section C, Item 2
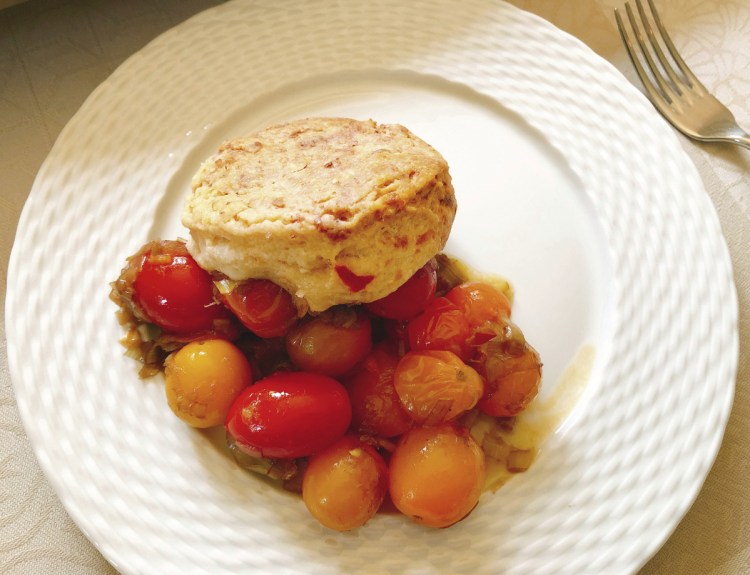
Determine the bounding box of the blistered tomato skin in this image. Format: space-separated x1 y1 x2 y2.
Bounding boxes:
407 297 473 361
132 242 233 336
478 343 542 417
303 436 388 531
393 350 484 425
389 423 486 528
225 371 352 459
164 339 252 428
366 260 438 321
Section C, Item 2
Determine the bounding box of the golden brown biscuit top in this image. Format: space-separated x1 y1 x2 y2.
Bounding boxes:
184 117 449 240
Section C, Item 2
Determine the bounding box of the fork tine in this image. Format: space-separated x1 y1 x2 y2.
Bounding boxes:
644 0 707 94
616 3 673 105
635 0 683 94
625 2 679 101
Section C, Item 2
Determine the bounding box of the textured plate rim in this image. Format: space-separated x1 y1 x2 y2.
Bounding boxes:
5 1 738 574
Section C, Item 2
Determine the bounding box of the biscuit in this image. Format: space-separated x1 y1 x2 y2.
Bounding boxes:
182 117 456 313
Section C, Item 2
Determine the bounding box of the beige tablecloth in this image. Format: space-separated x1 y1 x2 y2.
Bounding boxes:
1 0 748 573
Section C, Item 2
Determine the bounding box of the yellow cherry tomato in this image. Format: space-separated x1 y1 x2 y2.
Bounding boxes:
164 339 252 428
389 423 485 528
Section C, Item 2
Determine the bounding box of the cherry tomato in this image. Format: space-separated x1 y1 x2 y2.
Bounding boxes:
302 435 388 531
393 350 483 425
225 371 352 459
366 260 437 320
389 423 486 528
346 343 412 437
164 339 252 428
407 297 473 361
477 342 541 417
132 240 234 335
445 282 512 327
221 279 297 338
285 307 372 377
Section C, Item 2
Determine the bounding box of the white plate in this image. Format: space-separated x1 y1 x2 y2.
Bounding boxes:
6 1 737 574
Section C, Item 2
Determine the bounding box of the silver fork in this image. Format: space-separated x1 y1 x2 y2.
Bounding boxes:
616 0 750 150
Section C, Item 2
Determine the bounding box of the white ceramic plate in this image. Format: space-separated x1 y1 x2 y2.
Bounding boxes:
6 1 737 574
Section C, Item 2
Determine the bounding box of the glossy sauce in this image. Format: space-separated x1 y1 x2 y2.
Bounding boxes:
470 344 595 491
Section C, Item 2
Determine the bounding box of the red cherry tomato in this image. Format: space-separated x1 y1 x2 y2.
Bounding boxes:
221 279 297 338
445 282 512 327
225 371 352 459
345 343 412 437
407 297 473 361
132 240 233 335
366 260 437 321
285 307 372 377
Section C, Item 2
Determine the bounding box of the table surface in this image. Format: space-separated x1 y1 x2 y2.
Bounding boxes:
1 0 749 573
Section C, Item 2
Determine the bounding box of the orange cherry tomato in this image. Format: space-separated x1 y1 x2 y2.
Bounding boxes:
477 342 541 417
445 282 511 327
285 307 372 377
303 435 388 531
389 423 485 528
345 343 413 437
393 350 484 425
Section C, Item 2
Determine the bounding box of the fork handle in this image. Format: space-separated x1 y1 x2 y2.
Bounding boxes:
734 133 750 150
